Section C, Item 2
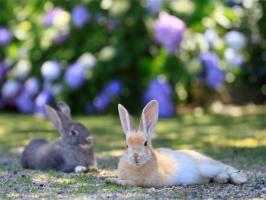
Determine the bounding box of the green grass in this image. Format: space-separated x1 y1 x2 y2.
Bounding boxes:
0 106 265 199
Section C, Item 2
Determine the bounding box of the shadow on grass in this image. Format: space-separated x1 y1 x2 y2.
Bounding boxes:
0 109 265 199
0 112 265 166
0 150 144 199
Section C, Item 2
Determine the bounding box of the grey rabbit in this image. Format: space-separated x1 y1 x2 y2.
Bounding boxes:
21 102 98 173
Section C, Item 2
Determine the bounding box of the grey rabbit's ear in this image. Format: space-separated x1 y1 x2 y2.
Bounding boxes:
139 100 159 140
45 105 63 131
118 104 135 136
57 101 72 121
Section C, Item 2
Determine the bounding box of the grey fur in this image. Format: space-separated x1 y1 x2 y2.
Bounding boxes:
21 102 97 172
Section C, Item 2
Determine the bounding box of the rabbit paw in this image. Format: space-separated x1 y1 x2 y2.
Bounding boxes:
86 166 99 173
74 165 87 173
230 171 248 184
213 171 230 183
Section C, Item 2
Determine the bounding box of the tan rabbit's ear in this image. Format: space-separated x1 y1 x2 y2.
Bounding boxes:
139 100 159 140
57 101 72 121
118 104 135 136
45 105 63 131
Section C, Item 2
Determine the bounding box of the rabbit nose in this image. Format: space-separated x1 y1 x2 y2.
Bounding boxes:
133 153 139 163
86 136 93 143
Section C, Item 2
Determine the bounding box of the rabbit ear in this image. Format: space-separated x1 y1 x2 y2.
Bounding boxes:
118 104 135 136
139 100 159 140
45 105 63 131
57 101 72 121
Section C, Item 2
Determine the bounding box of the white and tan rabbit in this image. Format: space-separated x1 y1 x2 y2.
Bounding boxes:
107 100 247 187
21 102 97 173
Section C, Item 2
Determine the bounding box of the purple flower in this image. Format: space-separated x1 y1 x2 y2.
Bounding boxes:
93 80 122 112
0 27 12 46
64 63 85 89
43 7 70 29
54 32 69 44
143 77 175 118
43 81 63 95
198 52 225 90
44 8 66 27
24 77 40 96
155 13 185 53
0 62 9 81
225 31 246 51
44 8 62 26
41 61 61 81
229 55 244 67
104 80 122 97
1 80 21 100
15 91 35 114
35 90 53 115
93 93 110 112
146 0 163 15
72 5 91 28
224 48 244 67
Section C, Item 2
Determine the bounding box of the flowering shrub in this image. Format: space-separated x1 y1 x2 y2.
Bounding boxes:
154 13 185 53
93 80 122 112
72 5 91 28
143 76 175 117
198 53 224 90
0 27 12 46
0 0 265 117
64 63 85 89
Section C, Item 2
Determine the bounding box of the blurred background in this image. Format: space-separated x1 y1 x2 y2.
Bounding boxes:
0 0 265 117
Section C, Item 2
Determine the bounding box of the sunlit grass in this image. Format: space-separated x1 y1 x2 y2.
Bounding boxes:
0 110 265 158
0 107 265 198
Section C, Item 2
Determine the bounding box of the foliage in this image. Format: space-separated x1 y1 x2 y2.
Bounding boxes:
0 0 265 116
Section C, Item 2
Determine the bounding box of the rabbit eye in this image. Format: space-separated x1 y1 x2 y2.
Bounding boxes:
144 141 148 146
70 129 78 136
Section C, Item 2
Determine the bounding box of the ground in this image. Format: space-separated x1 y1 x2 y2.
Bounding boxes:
0 105 265 199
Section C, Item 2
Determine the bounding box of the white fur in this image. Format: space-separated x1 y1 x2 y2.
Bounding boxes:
74 165 87 173
115 100 247 187
156 148 246 185
79 144 92 150
158 148 204 185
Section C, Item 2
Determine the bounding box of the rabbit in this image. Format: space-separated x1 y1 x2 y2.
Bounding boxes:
106 100 247 188
21 102 98 173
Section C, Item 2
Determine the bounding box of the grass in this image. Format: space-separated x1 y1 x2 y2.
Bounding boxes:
0 105 265 199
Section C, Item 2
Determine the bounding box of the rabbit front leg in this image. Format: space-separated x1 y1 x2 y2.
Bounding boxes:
86 159 98 172
54 156 75 173
86 165 98 172
75 162 98 173
58 163 75 173
57 160 87 173
74 165 87 173
74 165 98 173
